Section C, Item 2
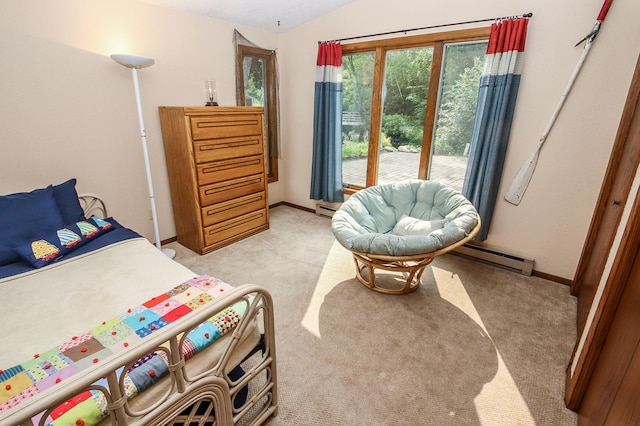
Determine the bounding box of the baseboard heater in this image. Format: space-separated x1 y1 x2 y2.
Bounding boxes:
453 243 534 276
316 203 338 218
317 203 533 275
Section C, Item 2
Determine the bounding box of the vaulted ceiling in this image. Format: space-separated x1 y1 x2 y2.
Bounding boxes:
136 0 356 33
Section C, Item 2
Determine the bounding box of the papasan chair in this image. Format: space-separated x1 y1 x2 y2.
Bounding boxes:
331 179 481 295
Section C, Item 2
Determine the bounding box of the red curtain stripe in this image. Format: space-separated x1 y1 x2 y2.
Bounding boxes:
486 18 528 55
316 42 342 67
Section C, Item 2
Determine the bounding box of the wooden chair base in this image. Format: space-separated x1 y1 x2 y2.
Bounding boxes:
348 221 482 295
352 252 436 295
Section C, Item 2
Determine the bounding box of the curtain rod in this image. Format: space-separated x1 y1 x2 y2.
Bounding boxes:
318 12 533 44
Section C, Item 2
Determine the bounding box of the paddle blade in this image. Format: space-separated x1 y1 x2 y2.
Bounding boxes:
504 150 540 205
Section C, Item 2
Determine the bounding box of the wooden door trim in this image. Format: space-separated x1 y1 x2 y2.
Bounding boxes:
576 246 640 424
566 182 640 409
572 53 640 331
565 53 640 410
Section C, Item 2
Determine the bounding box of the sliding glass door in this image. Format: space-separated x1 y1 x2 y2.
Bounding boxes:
341 28 489 193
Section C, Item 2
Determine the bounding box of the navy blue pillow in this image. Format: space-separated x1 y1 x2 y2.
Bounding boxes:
52 178 85 224
0 186 65 265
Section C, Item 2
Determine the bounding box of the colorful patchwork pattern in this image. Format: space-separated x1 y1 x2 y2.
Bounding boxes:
0 275 247 426
14 216 114 268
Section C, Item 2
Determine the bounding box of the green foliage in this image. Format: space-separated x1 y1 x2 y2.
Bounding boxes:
381 133 392 148
243 57 265 105
382 48 431 128
434 56 484 155
341 41 487 158
343 53 374 131
342 134 393 160
382 114 422 148
342 140 369 159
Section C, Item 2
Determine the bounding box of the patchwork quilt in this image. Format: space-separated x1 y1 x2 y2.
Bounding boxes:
0 275 247 425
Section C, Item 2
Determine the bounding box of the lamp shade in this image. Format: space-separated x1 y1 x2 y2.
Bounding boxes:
110 53 155 69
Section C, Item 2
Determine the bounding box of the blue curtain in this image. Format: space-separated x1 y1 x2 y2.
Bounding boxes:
463 18 529 241
310 42 344 203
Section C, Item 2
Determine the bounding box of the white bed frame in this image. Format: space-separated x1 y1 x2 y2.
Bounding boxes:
1 195 278 426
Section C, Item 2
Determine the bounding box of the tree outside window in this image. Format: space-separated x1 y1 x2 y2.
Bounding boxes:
341 28 490 192
237 45 279 182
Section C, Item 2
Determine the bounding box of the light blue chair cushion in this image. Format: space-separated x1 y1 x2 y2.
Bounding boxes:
331 180 479 256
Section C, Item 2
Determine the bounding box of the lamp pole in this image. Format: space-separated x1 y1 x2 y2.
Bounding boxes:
111 54 176 259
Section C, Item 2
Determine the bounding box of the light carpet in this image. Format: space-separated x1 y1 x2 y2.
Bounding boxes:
166 206 578 425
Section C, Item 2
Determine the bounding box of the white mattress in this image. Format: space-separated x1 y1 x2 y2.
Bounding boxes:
0 238 196 368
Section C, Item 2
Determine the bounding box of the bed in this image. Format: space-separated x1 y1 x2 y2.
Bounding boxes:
0 179 278 425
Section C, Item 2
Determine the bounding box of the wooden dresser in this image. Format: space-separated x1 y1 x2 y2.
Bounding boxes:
158 106 269 254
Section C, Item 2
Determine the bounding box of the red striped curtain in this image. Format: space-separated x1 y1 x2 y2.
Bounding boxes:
462 17 529 241
310 42 344 203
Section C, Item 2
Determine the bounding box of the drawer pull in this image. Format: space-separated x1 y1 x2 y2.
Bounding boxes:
198 139 260 151
203 209 268 247
205 194 264 216
197 119 260 129
193 137 263 164
200 157 262 175
203 178 262 196
208 214 262 234
190 115 263 141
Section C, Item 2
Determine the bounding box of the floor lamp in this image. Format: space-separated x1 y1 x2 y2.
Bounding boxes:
110 53 176 259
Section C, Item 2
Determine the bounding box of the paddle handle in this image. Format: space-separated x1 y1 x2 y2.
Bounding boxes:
597 0 613 21
541 41 593 143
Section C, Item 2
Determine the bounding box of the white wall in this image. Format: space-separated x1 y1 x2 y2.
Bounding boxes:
1 0 638 279
0 0 283 246
277 0 640 278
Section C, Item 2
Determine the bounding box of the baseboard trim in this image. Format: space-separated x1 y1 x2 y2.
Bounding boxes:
532 270 573 287
161 236 178 246
270 201 316 214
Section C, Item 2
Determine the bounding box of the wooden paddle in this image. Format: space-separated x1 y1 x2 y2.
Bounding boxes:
504 0 614 205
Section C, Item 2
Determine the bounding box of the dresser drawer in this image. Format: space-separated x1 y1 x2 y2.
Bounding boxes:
193 136 263 163
190 115 262 141
201 191 267 227
203 209 268 248
197 155 264 186
199 173 266 205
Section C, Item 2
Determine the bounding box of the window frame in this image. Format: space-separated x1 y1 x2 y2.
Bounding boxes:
341 27 491 194
236 44 279 183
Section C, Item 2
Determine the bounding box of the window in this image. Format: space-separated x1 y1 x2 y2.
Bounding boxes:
237 45 279 182
341 27 490 193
